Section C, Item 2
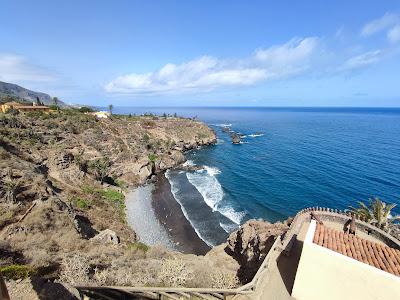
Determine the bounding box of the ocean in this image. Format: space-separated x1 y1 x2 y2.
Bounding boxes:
115 107 400 247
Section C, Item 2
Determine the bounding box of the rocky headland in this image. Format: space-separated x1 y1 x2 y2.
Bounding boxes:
0 108 290 299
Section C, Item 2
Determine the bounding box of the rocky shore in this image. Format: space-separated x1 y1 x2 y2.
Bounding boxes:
0 109 293 298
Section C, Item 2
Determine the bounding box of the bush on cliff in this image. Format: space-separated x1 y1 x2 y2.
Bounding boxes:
89 157 111 184
0 264 35 280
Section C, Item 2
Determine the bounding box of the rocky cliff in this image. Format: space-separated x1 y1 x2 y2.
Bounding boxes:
0 109 290 298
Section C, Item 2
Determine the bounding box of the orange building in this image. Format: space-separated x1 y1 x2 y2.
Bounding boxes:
1 101 50 113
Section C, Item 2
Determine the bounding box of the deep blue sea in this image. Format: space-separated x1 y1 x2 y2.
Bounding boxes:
114 107 400 246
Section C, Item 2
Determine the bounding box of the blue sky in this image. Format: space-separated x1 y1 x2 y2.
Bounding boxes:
1 1 400 107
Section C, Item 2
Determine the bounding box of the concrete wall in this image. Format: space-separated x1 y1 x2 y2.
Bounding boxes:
292 220 400 300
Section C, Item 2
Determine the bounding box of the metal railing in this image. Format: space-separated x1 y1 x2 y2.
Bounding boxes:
77 236 283 299
77 206 400 299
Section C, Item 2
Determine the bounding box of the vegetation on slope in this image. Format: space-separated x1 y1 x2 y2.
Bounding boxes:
0 107 227 291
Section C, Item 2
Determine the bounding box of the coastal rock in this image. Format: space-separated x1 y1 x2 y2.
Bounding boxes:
225 219 288 282
138 163 152 181
231 133 241 144
91 229 120 245
176 164 204 172
0 110 217 292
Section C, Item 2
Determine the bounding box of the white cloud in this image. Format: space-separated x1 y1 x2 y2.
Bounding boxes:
361 13 399 37
255 37 318 64
388 24 400 43
105 37 319 95
339 50 382 71
0 54 55 83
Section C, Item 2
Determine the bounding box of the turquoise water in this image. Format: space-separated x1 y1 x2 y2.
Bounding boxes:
115 107 400 246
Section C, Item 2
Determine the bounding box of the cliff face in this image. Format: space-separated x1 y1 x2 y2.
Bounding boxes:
0 110 216 287
0 109 290 296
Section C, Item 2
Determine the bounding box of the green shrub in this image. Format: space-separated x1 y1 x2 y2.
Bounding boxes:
127 242 149 253
143 133 150 143
0 264 35 280
73 197 90 209
81 185 126 221
148 153 158 163
101 189 124 204
114 179 127 190
88 157 111 184
82 185 96 194
79 106 94 113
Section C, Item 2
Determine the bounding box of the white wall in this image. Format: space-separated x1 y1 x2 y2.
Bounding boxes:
292 220 400 300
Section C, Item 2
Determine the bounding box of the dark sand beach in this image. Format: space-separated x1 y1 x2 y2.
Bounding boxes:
152 173 211 255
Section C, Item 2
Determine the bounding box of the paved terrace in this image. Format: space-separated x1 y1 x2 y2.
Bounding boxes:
76 207 400 300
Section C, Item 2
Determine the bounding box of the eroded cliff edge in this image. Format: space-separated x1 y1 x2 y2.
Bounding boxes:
0 110 289 298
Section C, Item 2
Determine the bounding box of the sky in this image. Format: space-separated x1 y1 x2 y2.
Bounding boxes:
0 0 400 107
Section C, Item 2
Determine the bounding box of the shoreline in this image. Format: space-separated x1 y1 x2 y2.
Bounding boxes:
125 184 177 250
151 172 211 255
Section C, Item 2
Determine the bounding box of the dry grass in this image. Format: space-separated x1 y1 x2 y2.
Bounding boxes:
59 254 90 285
210 270 239 289
158 259 194 287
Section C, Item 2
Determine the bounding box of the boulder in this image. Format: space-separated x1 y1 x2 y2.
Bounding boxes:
91 229 120 245
73 214 98 239
138 164 152 181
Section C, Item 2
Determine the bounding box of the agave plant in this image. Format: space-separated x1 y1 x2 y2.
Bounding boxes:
2 176 21 203
349 197 400 230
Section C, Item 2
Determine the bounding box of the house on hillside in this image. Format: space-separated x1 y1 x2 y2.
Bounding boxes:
1 101 50 113
86 111 110 119
249 208 400 300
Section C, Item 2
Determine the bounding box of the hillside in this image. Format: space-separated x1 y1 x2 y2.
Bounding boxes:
0 109 246 294
0 81 66 106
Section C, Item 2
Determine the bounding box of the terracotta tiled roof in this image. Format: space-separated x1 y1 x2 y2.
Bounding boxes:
16 106 49 109
313 223 400 276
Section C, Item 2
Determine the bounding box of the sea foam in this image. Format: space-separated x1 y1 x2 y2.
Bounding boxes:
165 170 214 247
248 133 264 137
186 166 244 225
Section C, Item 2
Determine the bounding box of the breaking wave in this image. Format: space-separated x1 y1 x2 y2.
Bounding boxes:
182 160 195 167
186 166 244 225
165 170 213 247
212 123 232 127
248 133 264 137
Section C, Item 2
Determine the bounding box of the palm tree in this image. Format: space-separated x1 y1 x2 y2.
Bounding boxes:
349 197 400 230
108 104 113 115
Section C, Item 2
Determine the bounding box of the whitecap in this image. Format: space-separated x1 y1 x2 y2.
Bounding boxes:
217 205 246 225
182 160 195 167
204 166 221 176
219 222 239 234
212 123 232 127
186 166 245 225
165 170 214 247
186 167 223 210
249 133 264 138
